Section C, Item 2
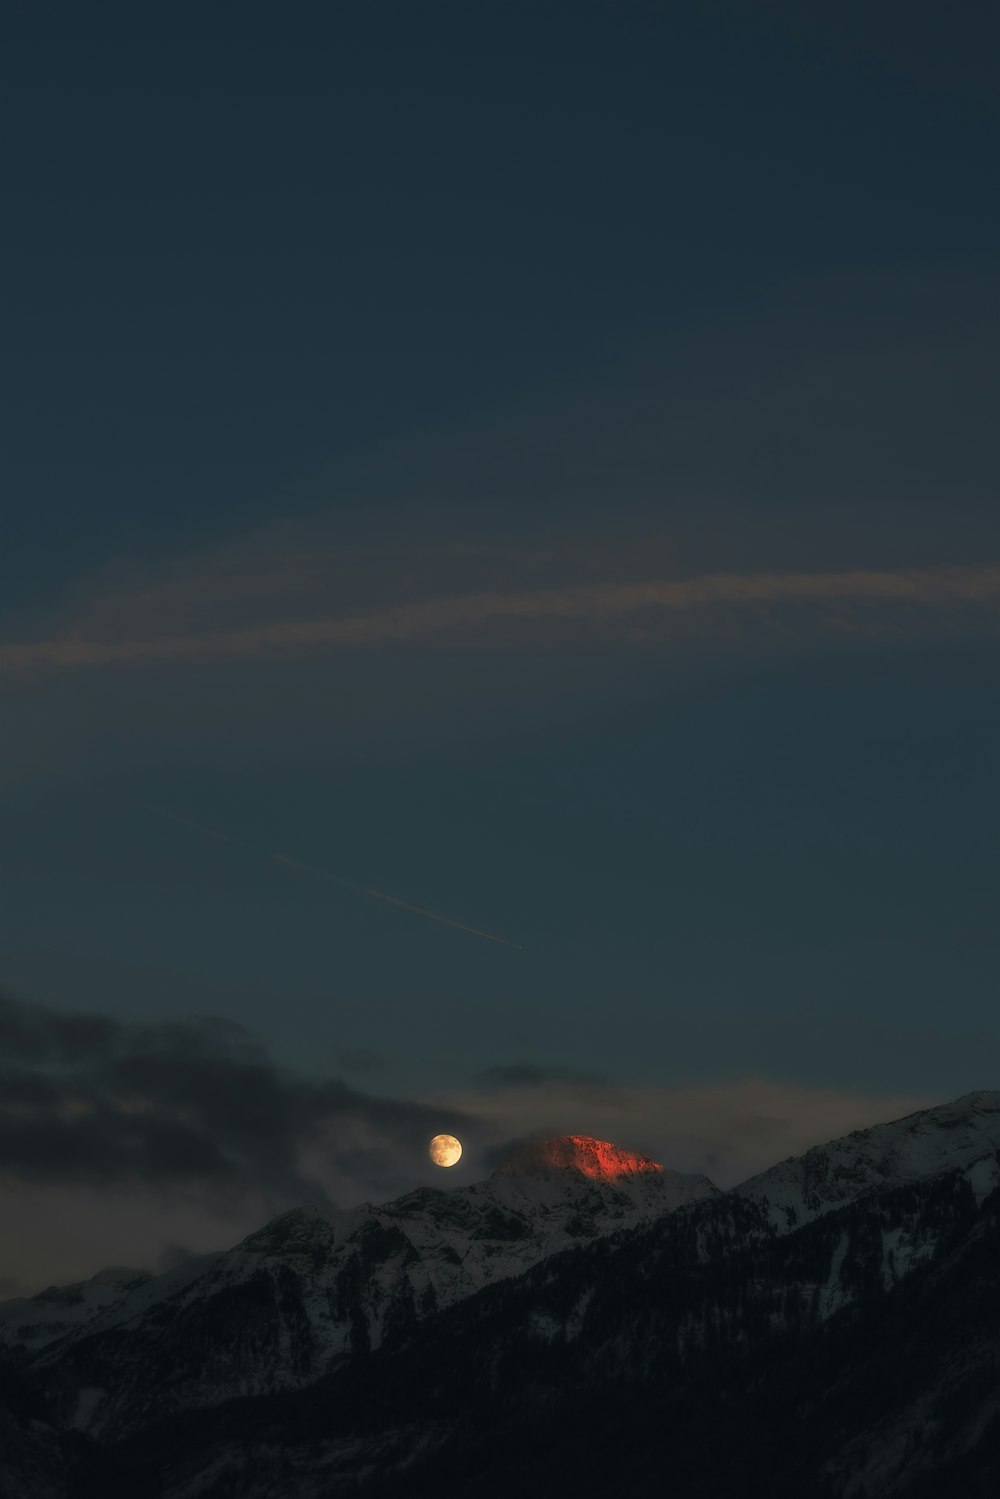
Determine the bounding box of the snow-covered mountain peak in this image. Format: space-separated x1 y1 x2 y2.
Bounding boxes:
0 1265 153 1355
237 1204 335 1256
496 1134 664 1182
737 1088 1000 1228
487 1135 717 1220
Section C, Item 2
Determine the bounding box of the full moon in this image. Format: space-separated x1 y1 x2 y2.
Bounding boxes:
429 1133 463 1168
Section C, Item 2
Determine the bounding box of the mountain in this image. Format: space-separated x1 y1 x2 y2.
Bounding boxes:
0 1135 716 1440
1 1095 998 1498
736 1089 1000 1229
0 1270 155 1360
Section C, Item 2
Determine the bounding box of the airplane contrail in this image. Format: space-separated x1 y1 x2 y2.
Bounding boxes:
144 805 522 950
143 805 235 843
273 852 523 948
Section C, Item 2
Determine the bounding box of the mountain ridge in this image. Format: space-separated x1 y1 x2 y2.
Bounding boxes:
736 1088 1000 1228
0 1131 716 1442
1 1095 998 1496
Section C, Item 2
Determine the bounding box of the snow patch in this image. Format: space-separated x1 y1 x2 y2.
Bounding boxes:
565 1287 595 1340
72 1387 106 1431
964 1154 1000 1207
880 1225 935 1289
818 1232 850 1318
528 1310 562 1343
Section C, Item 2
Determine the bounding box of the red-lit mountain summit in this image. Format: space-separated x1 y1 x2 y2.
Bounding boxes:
498 1133 665 1181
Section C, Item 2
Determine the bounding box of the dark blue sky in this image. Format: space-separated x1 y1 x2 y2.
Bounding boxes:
3 3 1000 1279
6 2 998 590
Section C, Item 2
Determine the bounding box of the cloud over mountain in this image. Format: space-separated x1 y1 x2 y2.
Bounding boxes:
0 991 474 1293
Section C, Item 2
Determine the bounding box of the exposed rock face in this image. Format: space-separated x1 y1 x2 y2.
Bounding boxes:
497 1134 666 1180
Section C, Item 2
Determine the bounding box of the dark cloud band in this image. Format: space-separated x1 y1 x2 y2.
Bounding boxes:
0 991 469 1208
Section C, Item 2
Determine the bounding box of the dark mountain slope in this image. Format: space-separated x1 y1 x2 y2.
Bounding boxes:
370 1169 1000 1499
62 1158 1000 1498
0 1357 67 1499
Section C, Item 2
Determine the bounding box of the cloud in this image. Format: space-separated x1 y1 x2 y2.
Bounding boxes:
153 1243 201 1274
3 562 1000 678
0 991 474 1260
475 1062 609 1088
330 1046 385 1077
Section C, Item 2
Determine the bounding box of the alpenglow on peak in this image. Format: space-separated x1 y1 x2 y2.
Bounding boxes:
496 1134 664 1181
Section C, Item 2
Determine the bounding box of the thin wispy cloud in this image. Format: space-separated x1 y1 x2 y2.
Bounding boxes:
4 562 1000 677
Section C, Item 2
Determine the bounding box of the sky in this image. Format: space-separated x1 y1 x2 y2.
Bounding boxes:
2 0 1000 1293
